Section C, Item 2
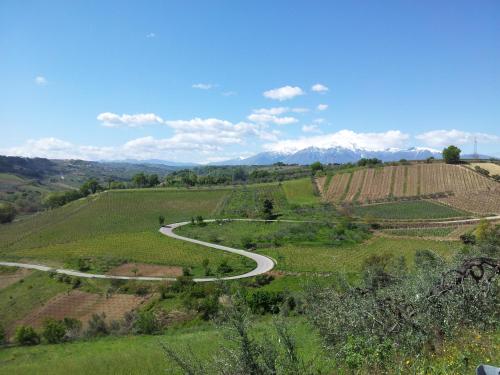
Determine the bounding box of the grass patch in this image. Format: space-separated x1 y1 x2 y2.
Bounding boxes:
353 200 467 220
281 178 318 205
259 237 457 274
384 227 457 237
0 271 71 330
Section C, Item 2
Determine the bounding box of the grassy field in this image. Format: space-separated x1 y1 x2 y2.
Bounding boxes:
281 178 319 205
353 200 468 220
0 316 496 375
383 226 457 237
0 189 255 276
217 183 289 218
176 221 457 274
0 271 71 330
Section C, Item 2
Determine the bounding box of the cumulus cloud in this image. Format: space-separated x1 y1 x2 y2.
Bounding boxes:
317 104 328 111
192 83 214 90
302 124 321 133
264 130 410 153
34 76 47 85
263 85 304 101
415 129 500 148
97 112 164 127
311 83 328 93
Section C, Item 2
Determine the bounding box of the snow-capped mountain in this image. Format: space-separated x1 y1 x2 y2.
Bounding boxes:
211 146 444 165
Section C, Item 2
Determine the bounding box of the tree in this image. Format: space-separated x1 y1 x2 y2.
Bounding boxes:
132 172 148 188
80 179 102 196
148 174 160 187
310 161 324 173
15 325 40 345
42 318 66 344
0 203 16 223
442 145 461 164
262 199 275 220
158 215 165 226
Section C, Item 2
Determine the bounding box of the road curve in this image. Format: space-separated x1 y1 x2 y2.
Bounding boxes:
0 219 276 283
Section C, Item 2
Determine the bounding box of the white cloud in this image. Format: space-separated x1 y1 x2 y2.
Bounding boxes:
311 83 328 93
415 129 500 148
34 76 47 85
146 32 156 38
97 112 164 127
222 91 237 96
248 107 298 125
263 85 304 101
313 118 325 124
264 130 410 153
317 104 328 111
192 83 214 90
291 107 309 113
302 124 321 133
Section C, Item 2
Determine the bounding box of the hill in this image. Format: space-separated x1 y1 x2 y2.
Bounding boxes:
317 162 500 215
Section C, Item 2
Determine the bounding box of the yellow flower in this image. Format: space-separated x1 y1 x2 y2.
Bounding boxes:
405 360 410 365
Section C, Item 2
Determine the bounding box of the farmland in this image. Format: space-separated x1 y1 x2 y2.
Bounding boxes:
316 162 500 216
0 189 255 277
352 200 468 220
281 178 319 205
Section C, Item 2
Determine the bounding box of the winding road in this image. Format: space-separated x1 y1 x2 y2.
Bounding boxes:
0 219 276 282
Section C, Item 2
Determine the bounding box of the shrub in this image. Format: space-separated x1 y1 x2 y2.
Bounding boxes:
246 290 284 314
216 260 233 275
42 318 66 344
0 203 16 223
0 323 5 345
86 313 109 337
15 325 40 346
170 275 196 293
134 311 160 334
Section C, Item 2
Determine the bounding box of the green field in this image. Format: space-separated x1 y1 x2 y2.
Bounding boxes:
0 271 71 329
0 189 255 276
176 221 457 274
281 178 319 205
384 226 457 237
353 200 468 220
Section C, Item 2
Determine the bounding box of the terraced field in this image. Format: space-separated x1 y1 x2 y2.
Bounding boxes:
352 200 467 220
319 163 499 213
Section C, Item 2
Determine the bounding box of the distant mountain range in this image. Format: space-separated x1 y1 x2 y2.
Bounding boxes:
209 146 447 165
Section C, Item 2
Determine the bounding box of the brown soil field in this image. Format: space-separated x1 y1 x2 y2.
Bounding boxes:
107 262 183 277
468 163 500 175
16 290 150 329
315 176 327 195
0 269 31 290
325 173 350 202
320 163 499 213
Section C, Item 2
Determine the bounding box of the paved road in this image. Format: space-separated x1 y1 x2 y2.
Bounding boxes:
0 219 277 282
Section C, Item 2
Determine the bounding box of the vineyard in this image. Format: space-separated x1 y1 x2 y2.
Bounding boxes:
0 189 255 277
318 163 500 214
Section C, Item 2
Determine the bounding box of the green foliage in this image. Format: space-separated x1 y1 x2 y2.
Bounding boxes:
357 158 382 167
246 290 285 314
216 259 233 274
134 311 160 334
42 318 67 344
0 202 16 223
43 190 83 209
15 325 40 346
442 145 461 164
158 215 165 226
310 161 324 173
0 323 5 345
86 313 109 337
354 200 466 220
261 198 275 220
80 178 102 196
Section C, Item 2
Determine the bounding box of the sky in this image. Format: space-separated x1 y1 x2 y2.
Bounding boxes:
1 0 499 163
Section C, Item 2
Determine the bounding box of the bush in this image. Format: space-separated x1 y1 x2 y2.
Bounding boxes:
15 325 40 346
170 275 196 293
216 260 233 274
134 311 160 334
42 318 66 344
86 313 109 337
246 290 284 314
0 323 5 345
0 203 16 223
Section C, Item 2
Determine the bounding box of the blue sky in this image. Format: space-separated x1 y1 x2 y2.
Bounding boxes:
1 0 499 163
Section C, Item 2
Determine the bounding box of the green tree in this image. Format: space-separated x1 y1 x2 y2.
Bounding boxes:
158 215 165 226
262 199 275 220
132 172 148 188
0 203 16 223
42 318 66 344
310 161 324 173
148 174 160 187
442 145 461 164
15 325 40 345
80 179 102 196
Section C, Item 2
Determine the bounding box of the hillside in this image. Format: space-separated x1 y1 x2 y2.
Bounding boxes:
317 162 500 215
